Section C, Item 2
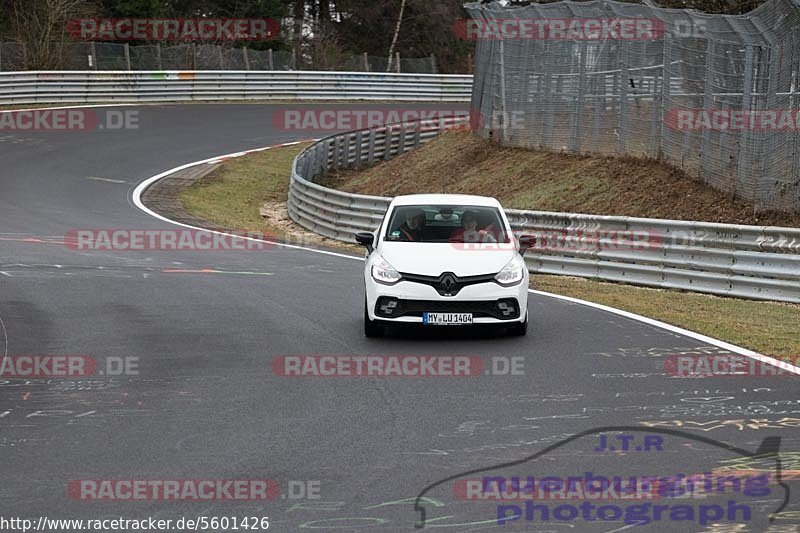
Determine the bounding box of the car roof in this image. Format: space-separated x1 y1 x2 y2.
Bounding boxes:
388 194 501 208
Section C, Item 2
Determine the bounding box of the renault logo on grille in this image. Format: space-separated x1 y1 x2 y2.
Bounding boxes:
440 273 458 294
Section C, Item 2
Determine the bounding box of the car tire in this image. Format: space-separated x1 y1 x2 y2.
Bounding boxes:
364 303 385 338
508 314 528 337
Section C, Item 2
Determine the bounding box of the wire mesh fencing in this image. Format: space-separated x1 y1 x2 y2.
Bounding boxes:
0 41 439 74
465 0 800 212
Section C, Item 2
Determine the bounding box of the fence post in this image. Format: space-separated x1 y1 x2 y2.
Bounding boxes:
430 53 437 74
156 43 162 70
499 39 507 144
571 41 586 152
124 43 131 70
649 65 661 158
218 46 225 69
90 41 98 70
268 49 274 70
363 52 369 72
0 43 3 71
243 46 250 70
542 42 555 149
618 45 629 154
761 43 781 208
699 38 714 181
396 52 401 73
737 45 755 198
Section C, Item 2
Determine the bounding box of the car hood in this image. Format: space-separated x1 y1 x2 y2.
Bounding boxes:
378 242 517 277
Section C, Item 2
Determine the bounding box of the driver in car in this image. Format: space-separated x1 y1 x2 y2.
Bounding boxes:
399 208 425 241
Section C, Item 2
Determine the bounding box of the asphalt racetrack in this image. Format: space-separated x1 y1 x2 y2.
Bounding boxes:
1 104 798 531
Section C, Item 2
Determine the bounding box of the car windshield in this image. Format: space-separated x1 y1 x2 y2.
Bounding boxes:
384 204 511 243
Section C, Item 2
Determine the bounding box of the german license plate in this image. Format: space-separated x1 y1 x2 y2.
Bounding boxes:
423 312 473 325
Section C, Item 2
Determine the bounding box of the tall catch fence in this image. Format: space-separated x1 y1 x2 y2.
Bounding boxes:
465 0 800 212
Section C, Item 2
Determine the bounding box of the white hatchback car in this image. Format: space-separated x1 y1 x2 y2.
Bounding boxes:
355 194 533 337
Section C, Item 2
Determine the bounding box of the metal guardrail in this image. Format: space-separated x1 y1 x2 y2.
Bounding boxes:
288 118 800 304
0 71 473 106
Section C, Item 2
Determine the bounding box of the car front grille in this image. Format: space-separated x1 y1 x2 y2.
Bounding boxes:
399 272 498 296
375 297 520 320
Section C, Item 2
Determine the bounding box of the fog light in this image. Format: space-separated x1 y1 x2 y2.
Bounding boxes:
497 299 517 317
378 297 400 317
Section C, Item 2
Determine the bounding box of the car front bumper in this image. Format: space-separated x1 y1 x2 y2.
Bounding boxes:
365 276 529 324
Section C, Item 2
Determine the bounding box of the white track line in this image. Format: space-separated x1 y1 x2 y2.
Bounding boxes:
530 290 800 375
131 140 360 262
131 142 800 376
0 103 160 114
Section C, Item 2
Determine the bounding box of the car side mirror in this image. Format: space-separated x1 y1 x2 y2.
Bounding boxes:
355 232 374 253
518 234 535 255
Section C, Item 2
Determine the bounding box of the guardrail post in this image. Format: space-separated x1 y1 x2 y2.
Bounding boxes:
368 129 377 165
320 140 332 177
332 137 341 170
343 133 352 168
384 128 393 160
397 127 406 156
315 143 325 177
354 131 364 167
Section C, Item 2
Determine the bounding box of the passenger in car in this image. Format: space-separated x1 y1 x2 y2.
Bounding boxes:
449 210 497 243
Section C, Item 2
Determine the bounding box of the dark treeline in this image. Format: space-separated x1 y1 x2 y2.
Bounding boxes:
0 0 768 72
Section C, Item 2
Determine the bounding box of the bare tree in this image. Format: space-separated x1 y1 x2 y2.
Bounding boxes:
9 0 96 69
385 0 405 72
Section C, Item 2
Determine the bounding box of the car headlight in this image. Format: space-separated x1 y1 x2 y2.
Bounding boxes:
494 257 525 286
371 256 402 285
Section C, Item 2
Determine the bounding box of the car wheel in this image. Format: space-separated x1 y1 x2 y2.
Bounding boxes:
508 315 528 337
364 302 384 338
